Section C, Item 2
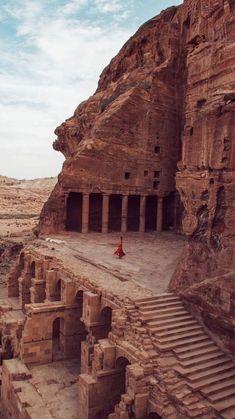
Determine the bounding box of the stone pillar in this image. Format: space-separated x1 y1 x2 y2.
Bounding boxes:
82 193 90 234
121 195 128 233
157 197 163 232
102 194 109 234
139 196 146 233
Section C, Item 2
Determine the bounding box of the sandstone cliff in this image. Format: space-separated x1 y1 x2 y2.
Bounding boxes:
38 0 235 347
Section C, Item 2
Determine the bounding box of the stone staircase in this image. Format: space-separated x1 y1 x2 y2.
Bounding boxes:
134 293 235 419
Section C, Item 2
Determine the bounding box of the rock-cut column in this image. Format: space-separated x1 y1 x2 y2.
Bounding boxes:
82 193 90 234
121 195 128 233
139 195 146 233
157 197 163 233
102 194 110 234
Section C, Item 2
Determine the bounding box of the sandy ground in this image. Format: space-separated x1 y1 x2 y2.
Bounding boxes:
0 218 38 238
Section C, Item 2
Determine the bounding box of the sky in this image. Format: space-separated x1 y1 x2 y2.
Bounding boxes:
0 0 183 179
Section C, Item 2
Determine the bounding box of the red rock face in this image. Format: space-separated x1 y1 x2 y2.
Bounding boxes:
38 5 182 234
170 0 235 291
38 0 235 296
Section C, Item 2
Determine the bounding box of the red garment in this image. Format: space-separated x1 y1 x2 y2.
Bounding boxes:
114 237 125 258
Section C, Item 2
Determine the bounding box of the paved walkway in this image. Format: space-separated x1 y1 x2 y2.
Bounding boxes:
45 231 185 293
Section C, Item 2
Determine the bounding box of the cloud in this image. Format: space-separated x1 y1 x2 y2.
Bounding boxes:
93 0 123 13
58 0 88 16
0 0 183 179
0 0 134 178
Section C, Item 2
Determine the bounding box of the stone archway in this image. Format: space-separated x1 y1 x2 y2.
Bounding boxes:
99 306 112 339
24 260 36 305
74 290 87 358
54 279 62 301
52 317 64 360
115 356 130 401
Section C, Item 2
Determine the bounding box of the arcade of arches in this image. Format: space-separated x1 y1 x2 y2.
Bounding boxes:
2 249 178 419
66 191 177 234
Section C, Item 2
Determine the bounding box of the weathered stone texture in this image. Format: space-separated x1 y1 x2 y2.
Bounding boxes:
38 5 182 234
3 0 233 417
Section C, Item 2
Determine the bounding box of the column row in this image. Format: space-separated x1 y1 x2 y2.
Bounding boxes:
76 193 163 234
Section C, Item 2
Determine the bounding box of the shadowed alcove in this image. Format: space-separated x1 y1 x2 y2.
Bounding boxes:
145 195 157 231
108 194 122 231
89 193 102 232
127 195 140 231
66 192 83 232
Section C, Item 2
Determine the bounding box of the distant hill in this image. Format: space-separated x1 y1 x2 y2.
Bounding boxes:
0 175 57 217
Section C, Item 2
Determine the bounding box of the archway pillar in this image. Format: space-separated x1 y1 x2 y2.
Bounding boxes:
82 193 90 234
102 194 110 234
156 197 163 233
139 196 146 233
45 270 58 301
30 279 46 303
121 195 128 233
83 292 101 327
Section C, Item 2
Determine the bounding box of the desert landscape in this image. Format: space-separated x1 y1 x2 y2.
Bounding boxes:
0 176 56 238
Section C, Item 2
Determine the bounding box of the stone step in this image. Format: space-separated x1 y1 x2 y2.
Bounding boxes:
136 296 180 307
139 301 182 311
180 351 225 367
209 387 235 403
201 377 235 397
152 324 202 338
189 370 235 391
148 314 193 326
173 340 216 355
175 344 219 360
175 358 232 376
213 396 235 413
152 319 198 332
140 306 185 317
134 293 176 304
143 309 188 322
156 336 209 351
221 406 235 419
189 363 235 383
155 330 205 345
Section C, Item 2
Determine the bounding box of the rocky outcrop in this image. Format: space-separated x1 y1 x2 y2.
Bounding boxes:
38 5 182 234
170 0 235 290
38 0 235 347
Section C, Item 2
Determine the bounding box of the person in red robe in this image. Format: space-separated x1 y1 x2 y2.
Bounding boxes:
114 236 125 258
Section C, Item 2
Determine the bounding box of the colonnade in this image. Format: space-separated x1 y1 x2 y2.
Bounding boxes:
68 192 163 234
